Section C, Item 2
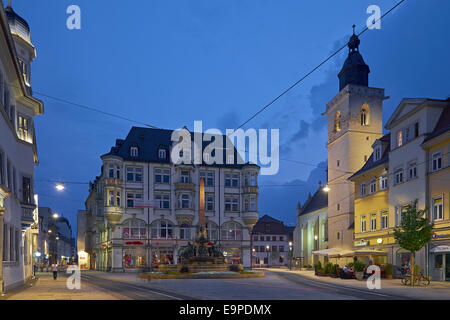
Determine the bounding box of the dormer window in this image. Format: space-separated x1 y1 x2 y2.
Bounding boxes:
130 147 138 157
374 146 381 161
158 149 166 159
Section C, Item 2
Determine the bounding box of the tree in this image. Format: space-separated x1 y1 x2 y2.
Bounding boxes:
393 201 433 286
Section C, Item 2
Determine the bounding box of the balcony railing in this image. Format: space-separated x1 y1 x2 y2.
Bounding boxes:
175 182 195 191
104 178 123 187
242 186 258 194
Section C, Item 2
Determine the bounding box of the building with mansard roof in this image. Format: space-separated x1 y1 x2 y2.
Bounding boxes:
79 126 260 271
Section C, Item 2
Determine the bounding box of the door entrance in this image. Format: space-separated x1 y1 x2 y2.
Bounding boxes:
445 254 450 281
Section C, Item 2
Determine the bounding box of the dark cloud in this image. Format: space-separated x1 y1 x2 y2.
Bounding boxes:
290 119 310 142
258 160 327 224
216 111 240 131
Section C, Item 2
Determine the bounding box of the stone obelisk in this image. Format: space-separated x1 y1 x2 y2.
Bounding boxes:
198 177 206 237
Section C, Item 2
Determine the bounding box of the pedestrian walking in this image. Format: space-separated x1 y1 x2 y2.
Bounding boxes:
52 263 58 280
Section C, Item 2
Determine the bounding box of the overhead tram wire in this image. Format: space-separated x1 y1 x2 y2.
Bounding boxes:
24 1 408 186
234 0 407 130
37 149 449 191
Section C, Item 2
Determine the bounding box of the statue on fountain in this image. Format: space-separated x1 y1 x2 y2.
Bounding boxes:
179 178 225 265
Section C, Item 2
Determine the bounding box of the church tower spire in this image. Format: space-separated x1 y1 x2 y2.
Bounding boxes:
338 26 370 91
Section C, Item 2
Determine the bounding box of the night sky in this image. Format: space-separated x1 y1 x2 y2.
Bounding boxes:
10 0 450 233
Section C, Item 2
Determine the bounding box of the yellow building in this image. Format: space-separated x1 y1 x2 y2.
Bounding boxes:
349 134 393 265
422 107 450 281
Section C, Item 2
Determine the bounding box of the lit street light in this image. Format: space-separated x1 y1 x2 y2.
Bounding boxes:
53 213 59 219
55 183 65 191
323 184 330 192
266 245 270 267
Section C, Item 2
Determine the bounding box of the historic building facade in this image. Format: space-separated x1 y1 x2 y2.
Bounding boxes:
251 215 293 267
323 32 385 251
349 134 393 265
80 127 260 271
0 2 43 291
384 98 449 273
293 187 328 267
421 107 450 281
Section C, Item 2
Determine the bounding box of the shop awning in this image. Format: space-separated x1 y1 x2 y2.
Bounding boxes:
312 248 350 257
342 249 387 257
328 250 354 258
430 245 450 253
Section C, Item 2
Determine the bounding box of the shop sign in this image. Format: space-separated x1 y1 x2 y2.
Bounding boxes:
355 240 369 247
432 233 449 239
125 241 143 246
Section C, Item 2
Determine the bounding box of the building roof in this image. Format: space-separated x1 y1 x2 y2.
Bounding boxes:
349 133 390 179
298 186 328 216
252 214 290 235
423 104 450 143
4 3 31 43
102 126 251 169
338 33 370 91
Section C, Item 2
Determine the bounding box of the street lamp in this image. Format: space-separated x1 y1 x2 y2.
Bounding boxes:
266 245 270 267
323 184 330 192
288 242 293 270
55 183 65 191
52 213 59 219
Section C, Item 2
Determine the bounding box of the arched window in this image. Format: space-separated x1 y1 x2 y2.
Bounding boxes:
361 104 370 126
151 220 173 239
179 223 191 240
335 111 341 132
122 219 146 239
206 222 218 240
221 222 242 240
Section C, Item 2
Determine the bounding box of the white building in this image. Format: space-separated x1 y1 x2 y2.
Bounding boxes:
293 187 328 267
251 215 293 267
79 127 260 271
0 2 43 291
384 98 449 270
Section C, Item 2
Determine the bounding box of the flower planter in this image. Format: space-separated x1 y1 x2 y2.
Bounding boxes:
355 271 364 281
385 274 392 279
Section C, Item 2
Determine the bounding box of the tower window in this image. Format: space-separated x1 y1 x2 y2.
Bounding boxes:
361 105 370 126
158 149 166 159
335 111 341 132
337 160 340 167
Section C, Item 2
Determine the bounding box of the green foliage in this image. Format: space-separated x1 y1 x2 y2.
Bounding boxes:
353 260 366 272
324 262 333 274
331 264 338 275
180 266 189 273
348 262 354 268
314 261 322 272
230 264 244 272
413 264 421 275
393 201 433 254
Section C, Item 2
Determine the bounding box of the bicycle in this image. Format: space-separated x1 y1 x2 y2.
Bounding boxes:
401 271 430 286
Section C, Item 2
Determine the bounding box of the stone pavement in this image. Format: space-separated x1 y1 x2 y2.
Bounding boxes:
266 268 450 300
3 272 125 300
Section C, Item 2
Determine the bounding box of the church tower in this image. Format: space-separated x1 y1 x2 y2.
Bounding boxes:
323 29 386 250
